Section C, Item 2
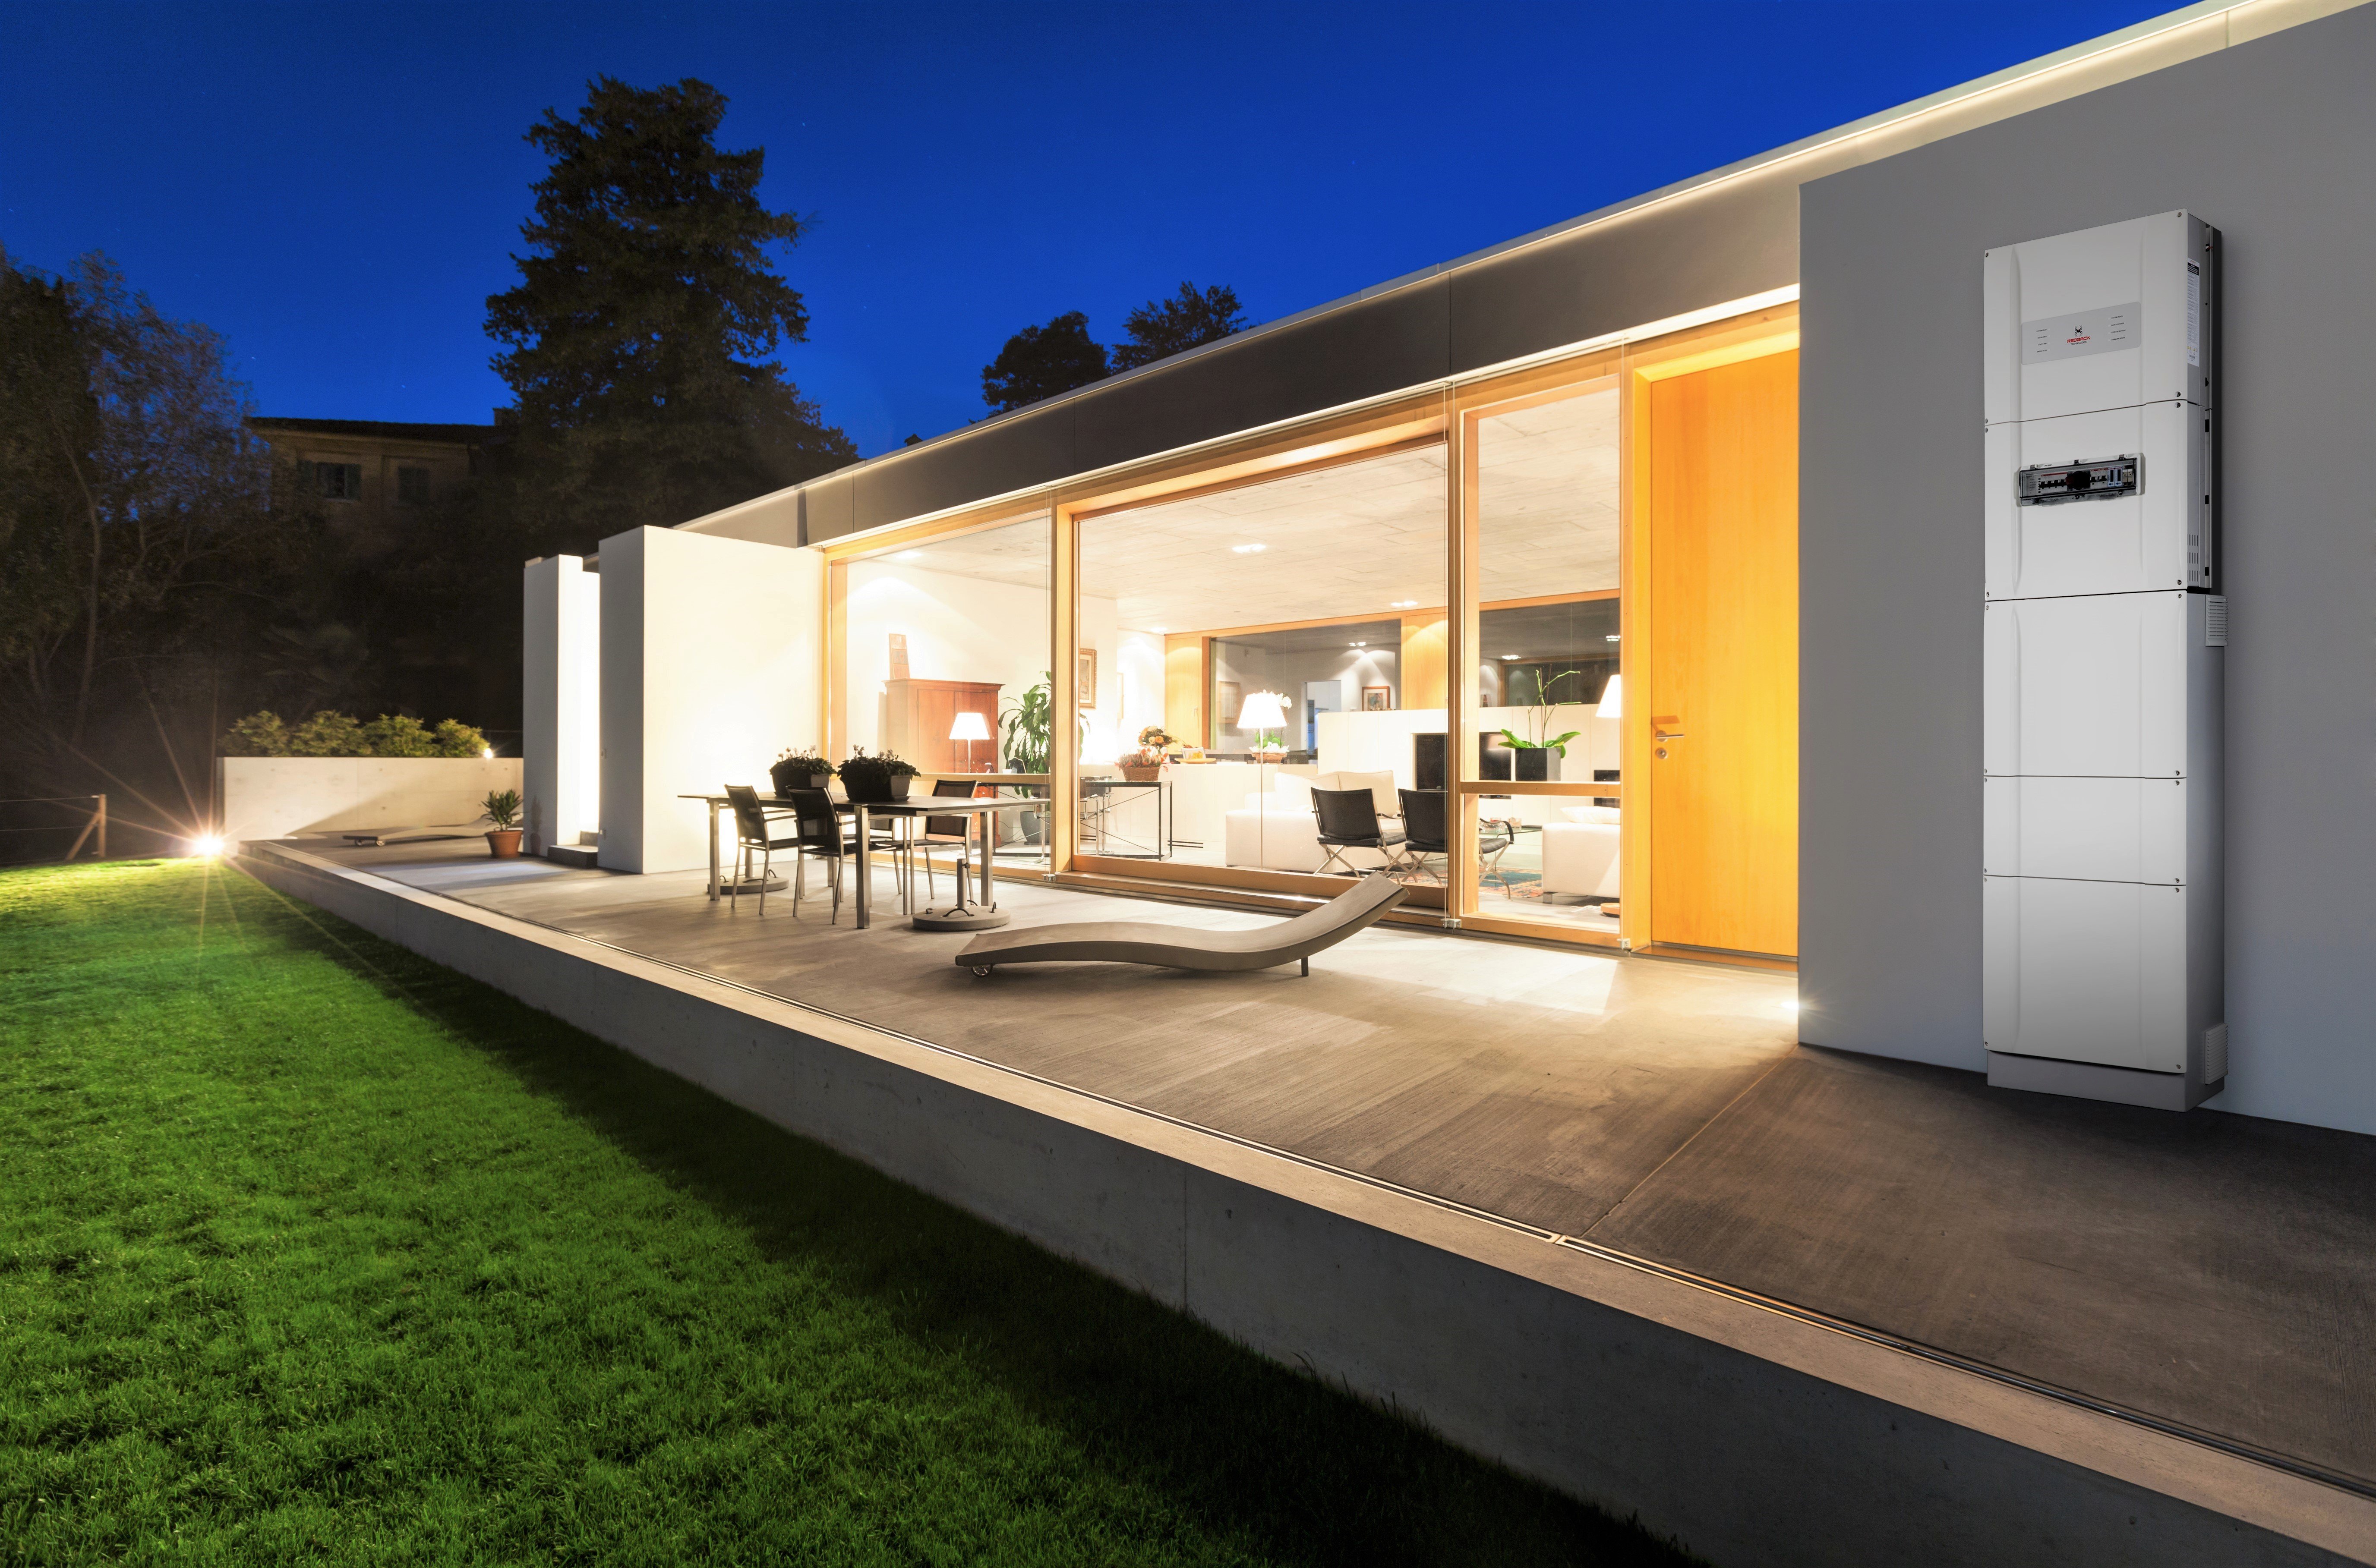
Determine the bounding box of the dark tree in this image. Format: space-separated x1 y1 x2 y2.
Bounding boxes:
0 247 314 852
486 76 855 546
1109 282 1249 372
981 312 1109 414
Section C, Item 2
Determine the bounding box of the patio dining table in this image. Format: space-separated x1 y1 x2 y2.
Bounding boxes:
680 791 1049 931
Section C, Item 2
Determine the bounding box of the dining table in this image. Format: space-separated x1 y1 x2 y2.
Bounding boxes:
680 790 1050 930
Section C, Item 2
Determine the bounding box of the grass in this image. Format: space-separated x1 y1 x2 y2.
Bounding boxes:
0 859 1695 1567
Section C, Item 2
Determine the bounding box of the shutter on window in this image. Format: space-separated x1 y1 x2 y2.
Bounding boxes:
345 464 363 498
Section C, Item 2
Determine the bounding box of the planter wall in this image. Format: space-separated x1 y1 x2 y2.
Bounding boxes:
217 756 524 848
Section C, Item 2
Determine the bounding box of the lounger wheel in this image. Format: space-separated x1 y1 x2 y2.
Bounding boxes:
971 965 994 977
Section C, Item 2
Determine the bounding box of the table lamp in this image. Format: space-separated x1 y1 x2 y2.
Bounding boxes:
949 709 991 773
1236 690 1290 758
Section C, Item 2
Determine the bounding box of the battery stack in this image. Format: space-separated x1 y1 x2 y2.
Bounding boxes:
1979 211 2227 1111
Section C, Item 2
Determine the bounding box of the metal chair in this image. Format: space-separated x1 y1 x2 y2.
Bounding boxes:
911 777 978 904
1393 788 1515 887
1310 786 1403 876
723 784 799 913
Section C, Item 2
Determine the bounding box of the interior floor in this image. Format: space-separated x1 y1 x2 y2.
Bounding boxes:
280 838 2376 1489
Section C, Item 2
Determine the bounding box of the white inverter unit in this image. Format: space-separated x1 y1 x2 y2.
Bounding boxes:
1981 211 2226 1111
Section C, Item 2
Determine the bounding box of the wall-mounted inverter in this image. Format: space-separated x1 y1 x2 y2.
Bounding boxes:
1981 211 2225 1111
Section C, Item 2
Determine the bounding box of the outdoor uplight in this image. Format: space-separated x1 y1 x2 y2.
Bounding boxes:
480 746 495 759
189 833 225 858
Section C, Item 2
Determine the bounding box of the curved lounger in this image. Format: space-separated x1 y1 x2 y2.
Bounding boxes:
955 874 1406 978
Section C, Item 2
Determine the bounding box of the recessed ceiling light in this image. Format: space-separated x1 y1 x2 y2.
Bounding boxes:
1348 641 1366 648
1391 600 1420 609
1231 542 1266 554
1499 654 1521 661
893 549 924 561
1604 633 1621 642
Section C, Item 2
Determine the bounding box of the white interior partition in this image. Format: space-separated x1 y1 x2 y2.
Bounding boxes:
598 526 823 874
521 554 602 856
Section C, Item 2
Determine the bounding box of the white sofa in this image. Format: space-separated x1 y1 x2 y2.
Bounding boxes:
1541 805 1622 899
1223 769 1401 873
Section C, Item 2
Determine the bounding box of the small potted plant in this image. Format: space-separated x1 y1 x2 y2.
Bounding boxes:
770 749 834 796
1119 725 1171 782
482 788 523 859
1499 668 1586 782
839 746 919 803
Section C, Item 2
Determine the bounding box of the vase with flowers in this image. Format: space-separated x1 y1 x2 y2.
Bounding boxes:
1119 725 1171 782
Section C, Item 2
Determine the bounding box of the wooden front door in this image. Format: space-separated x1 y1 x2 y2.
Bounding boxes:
1645 348 1799 957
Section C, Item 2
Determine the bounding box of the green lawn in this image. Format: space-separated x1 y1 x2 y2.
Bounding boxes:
0 859 1694 1567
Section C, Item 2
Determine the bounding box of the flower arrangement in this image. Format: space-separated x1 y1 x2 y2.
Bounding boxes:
839 746 920 803
770 749 835 794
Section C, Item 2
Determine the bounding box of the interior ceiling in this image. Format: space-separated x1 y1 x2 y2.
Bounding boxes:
855 386 1619 634
1212 618 1404 656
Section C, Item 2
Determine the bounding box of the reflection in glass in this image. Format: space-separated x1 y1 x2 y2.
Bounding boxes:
841 515 1051 867
1470 384 1622 932
1079 447 1445 880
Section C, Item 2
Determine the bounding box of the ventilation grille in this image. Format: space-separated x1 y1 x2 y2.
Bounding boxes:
2205 1022 2229 1082
2205 595 2228 646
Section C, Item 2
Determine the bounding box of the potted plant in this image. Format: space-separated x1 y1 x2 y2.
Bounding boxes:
1119 725 1171 783
1498 668 1586 782
839 746 919 803
770 749 834 796
482 788 523 859
1000 673 1054 774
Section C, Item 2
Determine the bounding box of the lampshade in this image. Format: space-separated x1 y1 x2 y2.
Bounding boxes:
1596 672 1624 719
948 710 991 742
1236 690 1290 729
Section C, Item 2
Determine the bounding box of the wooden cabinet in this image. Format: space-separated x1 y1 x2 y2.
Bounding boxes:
882 679 1003 773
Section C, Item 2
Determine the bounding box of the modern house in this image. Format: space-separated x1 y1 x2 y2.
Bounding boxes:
249 3 2375 1561
526 0 2367 1136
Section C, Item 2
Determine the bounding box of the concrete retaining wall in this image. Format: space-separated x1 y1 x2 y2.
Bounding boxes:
217 756 522 848
239 841 2374 1568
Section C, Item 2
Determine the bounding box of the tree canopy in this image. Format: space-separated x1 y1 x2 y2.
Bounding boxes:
485 76 854 542
1110 282 1250 371
980 311 1109 415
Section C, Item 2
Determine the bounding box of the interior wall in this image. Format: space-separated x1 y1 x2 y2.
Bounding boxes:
1800 5 2376 1132
844 560 1049 760
599 528 823 874
1213 645 1401 739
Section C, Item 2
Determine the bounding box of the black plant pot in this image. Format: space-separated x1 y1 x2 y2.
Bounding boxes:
840 770 913 805
769 761 832 796
1514 747 1553 782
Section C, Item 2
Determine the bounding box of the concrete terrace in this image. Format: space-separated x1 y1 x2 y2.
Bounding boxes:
259 836 2376 1504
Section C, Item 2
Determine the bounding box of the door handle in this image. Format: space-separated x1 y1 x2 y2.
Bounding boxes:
1651 715 1685 740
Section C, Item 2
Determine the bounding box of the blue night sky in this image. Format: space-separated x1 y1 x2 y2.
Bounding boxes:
1 1 2171 459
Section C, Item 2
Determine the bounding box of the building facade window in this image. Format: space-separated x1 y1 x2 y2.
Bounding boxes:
396 466 432 506
300 461 364 501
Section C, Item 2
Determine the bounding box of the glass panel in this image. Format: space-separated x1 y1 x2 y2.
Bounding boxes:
1077 447 1445 880
841 514 1051 869
1466 384 1623 935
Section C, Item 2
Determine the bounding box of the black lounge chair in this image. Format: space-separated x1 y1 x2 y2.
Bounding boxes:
955 873 1406 978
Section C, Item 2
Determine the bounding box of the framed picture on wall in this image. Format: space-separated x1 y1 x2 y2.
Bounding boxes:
1077 647 1097 708
1362 685 1392 712
1215 680 1241 732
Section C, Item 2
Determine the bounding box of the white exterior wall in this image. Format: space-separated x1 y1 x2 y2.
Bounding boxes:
598 526 822 874
217 756 522 847
521 554 602 856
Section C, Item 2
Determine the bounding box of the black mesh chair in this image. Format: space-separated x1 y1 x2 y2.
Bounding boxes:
723 784 799 914
1309 786 1403 876
1394 788 1514 886
911 777 978 904
1396 787 1448 883
778 787 857 922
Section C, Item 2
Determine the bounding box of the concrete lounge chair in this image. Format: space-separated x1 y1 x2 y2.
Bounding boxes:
955 872 1406 978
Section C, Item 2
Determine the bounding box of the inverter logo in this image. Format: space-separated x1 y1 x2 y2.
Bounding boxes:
2023 302 2141 364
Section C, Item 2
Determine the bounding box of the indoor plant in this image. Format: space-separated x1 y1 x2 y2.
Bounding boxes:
481 788 523 859
839 746 918 803
770 749 834 796
1498 668 1586 782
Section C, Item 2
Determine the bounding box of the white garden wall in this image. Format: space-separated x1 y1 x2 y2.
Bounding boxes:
217 756 523 847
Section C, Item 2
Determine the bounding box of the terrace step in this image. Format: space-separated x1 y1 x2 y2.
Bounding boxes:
545 843 600 869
